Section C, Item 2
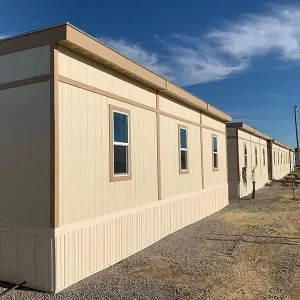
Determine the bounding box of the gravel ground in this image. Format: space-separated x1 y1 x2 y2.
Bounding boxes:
1 181 300 299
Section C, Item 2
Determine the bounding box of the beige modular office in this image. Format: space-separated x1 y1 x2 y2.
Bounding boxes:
227 122 294 199
0 23 231 293
271 140 294 180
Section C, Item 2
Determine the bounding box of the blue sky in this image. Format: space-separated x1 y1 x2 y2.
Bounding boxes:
1 0 300 148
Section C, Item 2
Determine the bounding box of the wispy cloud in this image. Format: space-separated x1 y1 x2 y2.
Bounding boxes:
265 91 296 100
101 4 300 86
232 118 293 124
100 37 173 80
0 34 9 40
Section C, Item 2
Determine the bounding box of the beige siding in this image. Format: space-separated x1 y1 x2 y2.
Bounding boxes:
202 128 227 188
0 45 50 84
238 130 251 141
0 224 54 292
271 144 291 179
159 115 202 199
54 184 228 292
58 82 158 226
57 46 156 108
202 114 225 132
159 94 200 123
236 133 270 198
0 82 51 227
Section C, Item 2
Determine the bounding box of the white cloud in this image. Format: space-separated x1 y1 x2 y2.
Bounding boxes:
207 6 300 61
100 37 173 80
101 4 300 86
0 34 8 40
232 118 293 124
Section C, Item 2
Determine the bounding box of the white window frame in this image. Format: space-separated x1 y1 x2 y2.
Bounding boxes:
110 105 131 182
179 125 188 174
255 145 258 167
212 135 218 170
244 143 248 167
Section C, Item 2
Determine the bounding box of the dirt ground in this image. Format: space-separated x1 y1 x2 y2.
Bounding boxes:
1 180 300 299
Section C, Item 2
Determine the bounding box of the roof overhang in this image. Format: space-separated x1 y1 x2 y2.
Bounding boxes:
227 122 271 141
0 23 231 122
272 139 293 151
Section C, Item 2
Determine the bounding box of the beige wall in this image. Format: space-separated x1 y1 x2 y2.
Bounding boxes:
227 129 270 198
237 135 270 198
0 224 54 291
58 82 158 226
0 45 50 84
0 82 51 227
57 46 229 226
202 127 227 188
160 115 202 199
54 184 228 292
159 93 200 123
54 45 229 292
57 45 156 109
271 144 291 179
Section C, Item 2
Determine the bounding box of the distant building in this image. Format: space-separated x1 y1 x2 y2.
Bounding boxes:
227 122 294 198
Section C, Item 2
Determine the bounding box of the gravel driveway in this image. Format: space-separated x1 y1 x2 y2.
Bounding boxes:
1 181 300 299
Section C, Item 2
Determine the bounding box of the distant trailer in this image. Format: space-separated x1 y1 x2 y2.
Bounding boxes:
226 122 294 199
0 23 231 293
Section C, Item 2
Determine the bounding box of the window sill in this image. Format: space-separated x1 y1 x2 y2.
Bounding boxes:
110 174 132 182
213 168 219 172
180 170 189 175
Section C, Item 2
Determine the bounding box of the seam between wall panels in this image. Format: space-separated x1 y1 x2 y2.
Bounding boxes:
50 43 59 229
0 75 51 91
53 184 228 237
156 93 162 200
200 113 204 189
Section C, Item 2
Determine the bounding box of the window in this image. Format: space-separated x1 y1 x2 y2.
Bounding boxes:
281 153 283 165
263 148 266 166
110 105 131 181
278 152 279 165
244 143 248 167
274 151 275 166
179 125 188 173
255 146 258 166
212 135 218 170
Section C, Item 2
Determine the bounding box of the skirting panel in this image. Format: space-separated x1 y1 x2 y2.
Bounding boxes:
0 185 228 293
0 225 55 292
54 185 228 292
273 169 290 180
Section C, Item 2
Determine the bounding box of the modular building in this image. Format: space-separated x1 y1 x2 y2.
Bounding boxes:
227 122 294 198
271 140 295 180
0 23 231 292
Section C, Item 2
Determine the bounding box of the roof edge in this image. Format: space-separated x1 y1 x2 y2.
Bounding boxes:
0 22 231 122
227 122 271 141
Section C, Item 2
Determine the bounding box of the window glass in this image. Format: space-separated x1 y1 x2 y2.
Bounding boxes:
113 111 129 176
181 150 187 170
244 143 248 167
255 146 258 166
114 145 127 174
213 136 218 169
179 127 188 171
114 112 128 143
180 128 187 149
263 148 266 166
